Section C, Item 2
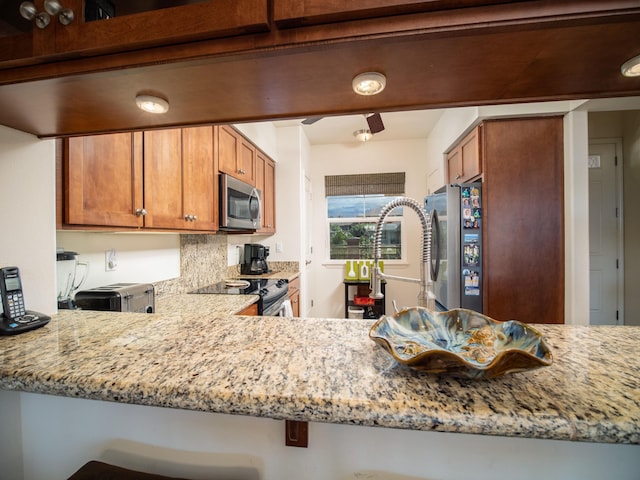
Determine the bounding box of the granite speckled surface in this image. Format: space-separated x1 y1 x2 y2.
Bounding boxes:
1 303 638 445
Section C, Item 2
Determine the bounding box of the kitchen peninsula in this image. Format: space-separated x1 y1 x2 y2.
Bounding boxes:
1 298 639 480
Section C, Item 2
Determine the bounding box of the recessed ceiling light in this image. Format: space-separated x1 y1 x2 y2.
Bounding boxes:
135 94 169 114
621 54 640 77
354 129 373 142
352 72 386 96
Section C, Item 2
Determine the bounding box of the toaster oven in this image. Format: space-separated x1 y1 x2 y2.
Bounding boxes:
74 283 155 313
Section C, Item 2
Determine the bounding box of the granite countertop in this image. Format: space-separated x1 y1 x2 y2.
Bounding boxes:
155 293 260 316
1 304 639 445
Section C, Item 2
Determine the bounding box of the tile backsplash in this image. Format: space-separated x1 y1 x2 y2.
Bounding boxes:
154 234 227 298
154 235 299 298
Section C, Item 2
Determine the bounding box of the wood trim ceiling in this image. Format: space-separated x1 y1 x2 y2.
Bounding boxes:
0 1 639 137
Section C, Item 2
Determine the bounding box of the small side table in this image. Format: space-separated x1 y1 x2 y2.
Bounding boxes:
343 280 385 319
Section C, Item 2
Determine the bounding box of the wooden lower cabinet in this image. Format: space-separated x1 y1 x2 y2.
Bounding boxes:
482 117 564 324
288 276 300 317
237 302 259 316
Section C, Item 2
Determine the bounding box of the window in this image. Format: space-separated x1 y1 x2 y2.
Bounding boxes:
325 173 405 261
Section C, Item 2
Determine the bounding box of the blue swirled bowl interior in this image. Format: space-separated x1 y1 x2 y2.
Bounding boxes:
369 307 552 379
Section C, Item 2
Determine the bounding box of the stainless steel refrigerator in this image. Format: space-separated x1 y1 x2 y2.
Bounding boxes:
424 182 482 312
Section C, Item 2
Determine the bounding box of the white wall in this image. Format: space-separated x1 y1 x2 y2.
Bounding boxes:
588 110 640 325
225 121 301 267
55 231 180 292
7 391 640 480
234 122 279 160
226 125 311 315
622 111 640 325
309 138 429 318
563 111 590 326
424 106 479 192
0 126 57 315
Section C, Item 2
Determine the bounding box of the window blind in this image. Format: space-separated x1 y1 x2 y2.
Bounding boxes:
324 172 405 196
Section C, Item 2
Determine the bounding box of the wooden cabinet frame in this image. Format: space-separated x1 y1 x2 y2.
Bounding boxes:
60 126 218 232
0 0 269 67
287 276 300 317
256 150 276 234
481 117 564 324
447 125 481 184
218 125 256 185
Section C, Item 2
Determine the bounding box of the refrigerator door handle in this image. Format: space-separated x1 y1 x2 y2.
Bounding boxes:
430 209 441 282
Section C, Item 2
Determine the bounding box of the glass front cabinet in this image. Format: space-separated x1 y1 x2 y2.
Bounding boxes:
0 0 268 67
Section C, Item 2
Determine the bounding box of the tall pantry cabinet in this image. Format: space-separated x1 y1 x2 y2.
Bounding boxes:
448 116 564 324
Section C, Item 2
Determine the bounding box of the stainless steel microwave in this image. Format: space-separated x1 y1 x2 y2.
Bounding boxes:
219 174 262 231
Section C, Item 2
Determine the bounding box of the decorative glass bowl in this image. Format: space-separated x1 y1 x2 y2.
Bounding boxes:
369 307 552 379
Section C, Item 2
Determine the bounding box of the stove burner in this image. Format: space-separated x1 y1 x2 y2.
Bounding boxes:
189 278 289 316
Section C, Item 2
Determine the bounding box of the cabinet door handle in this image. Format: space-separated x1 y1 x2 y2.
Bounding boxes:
238 169 246 175
135 208 147 217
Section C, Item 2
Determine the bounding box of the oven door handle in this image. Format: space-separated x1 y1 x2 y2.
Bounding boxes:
262 300 286 317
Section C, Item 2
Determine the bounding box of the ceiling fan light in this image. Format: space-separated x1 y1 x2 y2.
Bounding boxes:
621 54 640 77
352 72 386 96
135 94 169 114
354 129 373 142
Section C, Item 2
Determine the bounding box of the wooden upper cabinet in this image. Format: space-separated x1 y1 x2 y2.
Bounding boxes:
255 150 276 234
142 128 186 229
257 152 276 233
238 136 256 185
218 125 256 185
62 126 217 232
182 126 218 231
447 125 481 184
0 1 58 65
274 0 516 28
143 126 217 231
0 0 269 66
64 132 143 228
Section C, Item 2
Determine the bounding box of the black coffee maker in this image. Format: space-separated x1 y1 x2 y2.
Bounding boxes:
241 243 271 275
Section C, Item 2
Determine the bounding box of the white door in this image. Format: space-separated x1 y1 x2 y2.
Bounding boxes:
303 173 313 316
588 140 623 325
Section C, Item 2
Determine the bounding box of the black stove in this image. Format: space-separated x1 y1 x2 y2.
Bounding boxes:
189 278 288 316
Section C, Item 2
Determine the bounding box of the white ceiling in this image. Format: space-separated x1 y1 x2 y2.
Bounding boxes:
273 97 640 146
274 109 445 145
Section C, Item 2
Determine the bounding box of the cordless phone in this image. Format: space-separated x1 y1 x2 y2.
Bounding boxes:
0 266 50 335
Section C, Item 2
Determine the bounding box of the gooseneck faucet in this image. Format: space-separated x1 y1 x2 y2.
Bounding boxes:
369 197 435 310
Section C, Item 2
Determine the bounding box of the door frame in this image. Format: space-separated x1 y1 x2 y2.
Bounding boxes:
588 137 624 324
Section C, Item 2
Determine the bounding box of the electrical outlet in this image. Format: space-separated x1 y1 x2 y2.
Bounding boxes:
276 241 283 253
105 249 117 271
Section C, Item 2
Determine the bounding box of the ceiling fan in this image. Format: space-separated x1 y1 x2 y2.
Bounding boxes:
301 112 386 134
